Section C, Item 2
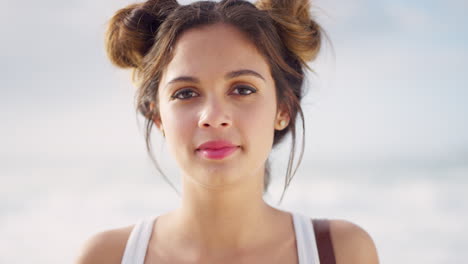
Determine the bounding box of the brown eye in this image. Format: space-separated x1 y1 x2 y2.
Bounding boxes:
171 88 199 100
231 85 257 96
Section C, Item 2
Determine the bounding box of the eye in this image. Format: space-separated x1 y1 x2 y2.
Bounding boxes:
231 85 257 96
171 88 199 100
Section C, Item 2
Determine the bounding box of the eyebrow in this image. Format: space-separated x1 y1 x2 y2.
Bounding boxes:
225 69 265 81
166 69 265 86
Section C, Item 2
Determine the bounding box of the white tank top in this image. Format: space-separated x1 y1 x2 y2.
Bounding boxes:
121 212 320 264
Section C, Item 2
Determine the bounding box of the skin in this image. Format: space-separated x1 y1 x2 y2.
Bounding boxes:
147 23 293 262
75 23 379 264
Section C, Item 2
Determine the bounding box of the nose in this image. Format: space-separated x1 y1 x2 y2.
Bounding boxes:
198 96 232 129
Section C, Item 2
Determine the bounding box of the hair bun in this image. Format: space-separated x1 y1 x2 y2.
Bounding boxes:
255 0 321 64
105 0 179 69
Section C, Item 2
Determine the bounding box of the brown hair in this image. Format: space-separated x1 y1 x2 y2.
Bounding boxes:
105 0 323 204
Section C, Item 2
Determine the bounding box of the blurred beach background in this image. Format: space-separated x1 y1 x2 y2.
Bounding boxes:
1 0 467 263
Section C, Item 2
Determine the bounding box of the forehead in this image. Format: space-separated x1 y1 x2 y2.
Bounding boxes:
161 23 271 83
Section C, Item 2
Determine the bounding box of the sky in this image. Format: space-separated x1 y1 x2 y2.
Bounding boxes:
1 0 467 163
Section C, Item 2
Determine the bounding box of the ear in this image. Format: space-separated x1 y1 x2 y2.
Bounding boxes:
149 102 163 131
274 106 290 131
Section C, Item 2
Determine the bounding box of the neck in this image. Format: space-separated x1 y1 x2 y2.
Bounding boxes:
170 173 280 253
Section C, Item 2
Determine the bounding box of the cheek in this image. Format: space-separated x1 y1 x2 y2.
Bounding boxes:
242 101 277 148
160 104 196 146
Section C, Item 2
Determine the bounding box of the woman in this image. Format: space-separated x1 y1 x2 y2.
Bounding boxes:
76 0 379 263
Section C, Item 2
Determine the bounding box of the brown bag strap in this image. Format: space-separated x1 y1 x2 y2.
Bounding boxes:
312 219 336 264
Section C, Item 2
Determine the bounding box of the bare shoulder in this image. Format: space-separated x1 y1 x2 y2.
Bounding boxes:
74 225 134 264
328 219 379 264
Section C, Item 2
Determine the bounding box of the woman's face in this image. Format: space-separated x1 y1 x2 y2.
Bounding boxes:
155 23 289 188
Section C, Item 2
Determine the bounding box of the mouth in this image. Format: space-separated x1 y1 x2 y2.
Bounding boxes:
196 146 239 160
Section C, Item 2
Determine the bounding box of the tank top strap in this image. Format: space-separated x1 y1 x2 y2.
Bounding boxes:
312 219 337 264
121 216 157 264
292 212 321 264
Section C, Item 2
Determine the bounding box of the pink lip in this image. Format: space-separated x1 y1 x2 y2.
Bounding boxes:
196 140 239 160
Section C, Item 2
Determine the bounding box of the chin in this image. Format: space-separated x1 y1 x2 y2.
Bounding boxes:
185 165 245 186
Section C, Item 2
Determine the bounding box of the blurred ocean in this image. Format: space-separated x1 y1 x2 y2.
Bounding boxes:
1 153 466 263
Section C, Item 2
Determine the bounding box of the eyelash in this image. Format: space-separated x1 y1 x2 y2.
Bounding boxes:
170 85 257 100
